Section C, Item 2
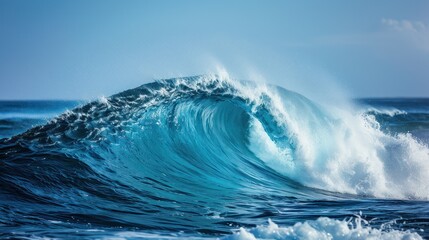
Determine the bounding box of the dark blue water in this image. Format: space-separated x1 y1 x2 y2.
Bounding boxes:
0 76 428 239
0 100 81 139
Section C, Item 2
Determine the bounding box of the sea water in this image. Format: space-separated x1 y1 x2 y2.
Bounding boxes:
0 76 427 239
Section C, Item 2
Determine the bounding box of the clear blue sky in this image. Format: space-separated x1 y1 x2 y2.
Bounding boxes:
1 0 428 99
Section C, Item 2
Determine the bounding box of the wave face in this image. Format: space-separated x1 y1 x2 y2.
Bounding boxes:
0 75 428 239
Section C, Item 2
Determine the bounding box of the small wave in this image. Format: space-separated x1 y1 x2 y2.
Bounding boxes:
0 112 59 120
364 107 407 117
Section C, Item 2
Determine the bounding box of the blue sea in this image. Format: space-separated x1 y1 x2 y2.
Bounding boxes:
0 76 428 239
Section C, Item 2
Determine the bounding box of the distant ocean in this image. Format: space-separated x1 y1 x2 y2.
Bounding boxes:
0 76 428 239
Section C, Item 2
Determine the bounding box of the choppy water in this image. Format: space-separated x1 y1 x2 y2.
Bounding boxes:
0 75 428 239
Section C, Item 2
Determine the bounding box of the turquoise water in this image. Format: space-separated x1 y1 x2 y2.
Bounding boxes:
0 76 428 239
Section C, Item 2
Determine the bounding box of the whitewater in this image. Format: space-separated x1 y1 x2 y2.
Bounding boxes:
0 75 428 239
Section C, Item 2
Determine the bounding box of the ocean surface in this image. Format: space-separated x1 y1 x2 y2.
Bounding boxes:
0 76 428 239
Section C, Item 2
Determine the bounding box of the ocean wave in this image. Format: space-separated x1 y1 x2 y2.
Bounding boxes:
1 75 429 200
0 75 428 238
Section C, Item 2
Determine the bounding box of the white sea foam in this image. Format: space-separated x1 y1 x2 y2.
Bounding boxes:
223 218 423 240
